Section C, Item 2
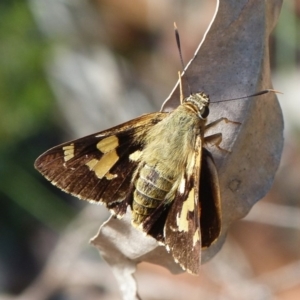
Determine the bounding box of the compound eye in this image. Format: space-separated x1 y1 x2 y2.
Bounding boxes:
200 106 209 119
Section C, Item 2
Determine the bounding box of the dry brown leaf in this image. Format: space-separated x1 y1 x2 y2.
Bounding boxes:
92 0 284 298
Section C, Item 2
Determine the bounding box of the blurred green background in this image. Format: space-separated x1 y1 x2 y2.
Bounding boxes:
0 1 299 299
0 0 78 294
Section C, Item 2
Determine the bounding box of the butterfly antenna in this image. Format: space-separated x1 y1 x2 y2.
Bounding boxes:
174 22 191 98
213 89 282 103
174 22 185 71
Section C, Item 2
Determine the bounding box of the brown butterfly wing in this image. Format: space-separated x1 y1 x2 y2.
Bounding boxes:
35 112 166 216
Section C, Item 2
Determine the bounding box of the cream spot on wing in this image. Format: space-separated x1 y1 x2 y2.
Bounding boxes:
193 228 200 246
179 177 185 194
176 188 195 232
97 136 119 153
129 150 142 161
85 150 119 180
63 144 74 161
105 173 118 180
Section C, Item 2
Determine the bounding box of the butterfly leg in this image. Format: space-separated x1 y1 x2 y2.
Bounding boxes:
205 117 241 131
204 133 230 153
204 117 241 152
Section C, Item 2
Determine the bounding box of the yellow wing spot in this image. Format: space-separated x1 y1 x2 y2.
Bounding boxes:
193 228 200 246
63 144 74 161
86 158 98 169
85 150 119 180
176 188 195 232
97 136 119 153
129 150 142 161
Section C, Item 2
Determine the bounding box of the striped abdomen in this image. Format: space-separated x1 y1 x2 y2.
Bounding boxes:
132 164 174 226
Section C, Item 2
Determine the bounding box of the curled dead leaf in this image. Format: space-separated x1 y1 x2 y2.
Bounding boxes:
91 0 284 298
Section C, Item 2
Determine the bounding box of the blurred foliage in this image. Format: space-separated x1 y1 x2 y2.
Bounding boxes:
0 0 53 144
0 0 77 294
273 0 300 70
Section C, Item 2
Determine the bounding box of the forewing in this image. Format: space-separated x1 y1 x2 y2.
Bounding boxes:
163 135 202 275
35 112 166 216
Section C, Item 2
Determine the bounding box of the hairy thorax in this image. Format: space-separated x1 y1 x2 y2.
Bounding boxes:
132 104 204 226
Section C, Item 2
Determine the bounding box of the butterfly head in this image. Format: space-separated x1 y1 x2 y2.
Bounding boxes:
184 92 210 120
